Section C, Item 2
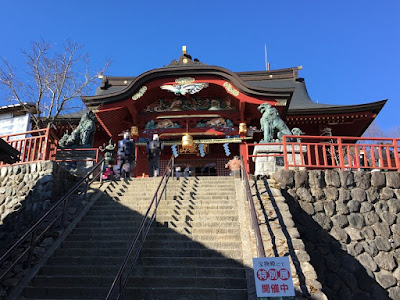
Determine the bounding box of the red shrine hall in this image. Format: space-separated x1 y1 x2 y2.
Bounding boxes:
77 47 386 176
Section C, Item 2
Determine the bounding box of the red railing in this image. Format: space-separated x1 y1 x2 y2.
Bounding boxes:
244 136 400 172
0 128 58 166
1 128 106 167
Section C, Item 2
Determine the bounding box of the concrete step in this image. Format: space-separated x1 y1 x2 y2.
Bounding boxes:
116 187 237 193
124 287 248 300
103 195 238 202
46 256 243 268
155 215 239 222
82 211 238 223
94 198 237 205
37 265 245 278
75 220 241 228
22 285 247 300
54 247 243 259
31 274 246 288
71 225 240 235
65 232 241 242
88 204 237 211
59 240 242 250
85 208 238 217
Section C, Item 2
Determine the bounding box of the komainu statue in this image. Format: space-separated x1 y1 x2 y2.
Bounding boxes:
258 103 292 143
59 111 97 148
291 127 305 142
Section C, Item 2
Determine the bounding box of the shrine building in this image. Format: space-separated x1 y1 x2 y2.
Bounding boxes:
80 47 386 176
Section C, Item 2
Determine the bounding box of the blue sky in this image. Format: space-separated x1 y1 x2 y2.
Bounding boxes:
1 0 399 131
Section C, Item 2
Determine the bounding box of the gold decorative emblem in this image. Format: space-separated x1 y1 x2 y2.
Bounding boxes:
175 77 195 84
132 86 147 100
223 82 239 96
178 144 209 156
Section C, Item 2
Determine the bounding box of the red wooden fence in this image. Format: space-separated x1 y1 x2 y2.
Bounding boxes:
0 128 58 166
244 136 400 172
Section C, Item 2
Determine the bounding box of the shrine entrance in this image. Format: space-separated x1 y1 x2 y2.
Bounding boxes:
151 142 240 177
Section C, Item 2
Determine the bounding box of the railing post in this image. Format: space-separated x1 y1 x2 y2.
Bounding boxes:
337 137 345 171
394 138 400 172
283 137 288 170
43 127 50 161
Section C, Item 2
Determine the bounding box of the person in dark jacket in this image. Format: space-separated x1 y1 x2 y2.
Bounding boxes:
117 131 135 179
146 134 163 177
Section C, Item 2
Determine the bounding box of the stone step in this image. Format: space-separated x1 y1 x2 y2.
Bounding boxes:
30 275 246 289
90 201 237 209
37 265 246 278
79 214 239 223
71 226 240 235
46 256 243 268
116 186 237 191
124 287 248 300
54 247 243 259
85 208 238 217
60 240 242 250
22 286 247 300
88 204 237 211
66 232 241 242
88 201 237 211
75 220 240 228
155 215 239 222
103 195 237 202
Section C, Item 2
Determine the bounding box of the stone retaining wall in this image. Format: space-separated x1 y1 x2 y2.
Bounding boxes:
0 161 77 251
273 169 400 299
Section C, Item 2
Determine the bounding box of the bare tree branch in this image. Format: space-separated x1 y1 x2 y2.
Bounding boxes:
0 39 110 128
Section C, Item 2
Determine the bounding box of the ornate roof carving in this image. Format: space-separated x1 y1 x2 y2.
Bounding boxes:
165 47 205 67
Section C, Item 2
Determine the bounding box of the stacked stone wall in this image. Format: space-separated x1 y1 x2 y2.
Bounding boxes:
274 169 400 299
0 161 77 251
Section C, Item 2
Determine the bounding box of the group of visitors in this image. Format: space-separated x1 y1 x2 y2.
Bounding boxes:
103 132 163 180
103 130 241 180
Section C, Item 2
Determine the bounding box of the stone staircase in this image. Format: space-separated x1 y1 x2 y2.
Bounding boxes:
18 176 249 299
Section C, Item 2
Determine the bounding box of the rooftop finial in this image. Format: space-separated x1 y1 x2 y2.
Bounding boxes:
182 46 187 55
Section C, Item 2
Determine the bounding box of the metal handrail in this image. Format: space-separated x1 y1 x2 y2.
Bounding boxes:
106 155 174 300
240 155 266 258
0 158 105 282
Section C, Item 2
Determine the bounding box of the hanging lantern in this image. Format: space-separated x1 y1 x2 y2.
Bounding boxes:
182 133 194 149
130 126 139 137
239 123 247 135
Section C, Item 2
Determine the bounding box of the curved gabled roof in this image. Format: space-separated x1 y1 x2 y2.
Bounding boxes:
82 64 294 108
83 62 386 119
